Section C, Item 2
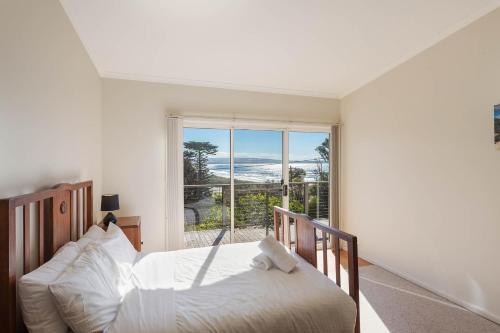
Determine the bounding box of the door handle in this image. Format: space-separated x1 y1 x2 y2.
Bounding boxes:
283 184 288 196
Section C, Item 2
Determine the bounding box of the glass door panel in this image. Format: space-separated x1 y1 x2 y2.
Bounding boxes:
234 129 283 243
289 132 330 221
183 128 231 248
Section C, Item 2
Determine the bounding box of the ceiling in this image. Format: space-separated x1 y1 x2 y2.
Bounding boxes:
61 0 500 98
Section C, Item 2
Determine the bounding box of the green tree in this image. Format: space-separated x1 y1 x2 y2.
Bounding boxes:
314 137 329 181
183 152 197 185
234 190 281 232
289 166 306 182
184 141 218 184
184 141 218 205
315 137 329 162
289 166 306 214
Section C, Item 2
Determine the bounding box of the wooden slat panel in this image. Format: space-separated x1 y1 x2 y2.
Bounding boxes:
44 198 53 262
23 204 30 274
76 189 81 239
348 237 360 333
51 191 71 255
281 215 285 243
287 219 292 250
322 231 328 276
0 200 16 333
333 236 341 287
83 187 87 233
38 200 44 266
85 185 93 230
295 217 317 268
274 210 280 241
70 191 74 241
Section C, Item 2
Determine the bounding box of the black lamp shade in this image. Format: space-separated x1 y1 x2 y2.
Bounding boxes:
101 194 120 211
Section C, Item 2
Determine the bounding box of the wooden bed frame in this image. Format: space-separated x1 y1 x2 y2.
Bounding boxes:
274 206 360 333
0 181 360 333
0 181 93 333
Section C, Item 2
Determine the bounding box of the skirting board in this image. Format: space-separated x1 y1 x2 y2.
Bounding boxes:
360 254 500 326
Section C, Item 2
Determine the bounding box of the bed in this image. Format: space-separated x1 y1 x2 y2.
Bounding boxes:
0 181 360 333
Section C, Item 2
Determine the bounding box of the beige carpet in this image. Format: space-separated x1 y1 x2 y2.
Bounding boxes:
316 251 500 332
357 265 500 333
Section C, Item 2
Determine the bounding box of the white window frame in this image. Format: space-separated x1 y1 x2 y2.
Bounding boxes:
179 115 337 246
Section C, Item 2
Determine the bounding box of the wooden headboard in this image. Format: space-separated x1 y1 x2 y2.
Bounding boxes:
274 206 360 333
0 181 93 333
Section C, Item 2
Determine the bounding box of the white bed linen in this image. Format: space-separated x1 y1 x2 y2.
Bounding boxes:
108 253 176 333
49 243 125 333
19 242 81 333
107 241 356 333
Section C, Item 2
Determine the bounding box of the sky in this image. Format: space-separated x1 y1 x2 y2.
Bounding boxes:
183 128 329 161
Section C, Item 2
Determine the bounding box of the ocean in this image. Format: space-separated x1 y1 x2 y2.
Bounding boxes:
209 162 328 182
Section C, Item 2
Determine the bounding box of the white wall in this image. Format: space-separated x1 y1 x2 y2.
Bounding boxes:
0 0 102 214
341 7 500 322
102 78 339 251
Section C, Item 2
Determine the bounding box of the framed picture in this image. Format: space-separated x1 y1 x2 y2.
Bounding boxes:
495 105 500 148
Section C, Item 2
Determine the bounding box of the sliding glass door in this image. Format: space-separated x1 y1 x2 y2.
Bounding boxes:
289 132 330 223
183 128 231 248
183 126 331 248
234 129 283 243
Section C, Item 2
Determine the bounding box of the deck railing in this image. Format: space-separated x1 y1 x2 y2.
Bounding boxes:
184 181 329 232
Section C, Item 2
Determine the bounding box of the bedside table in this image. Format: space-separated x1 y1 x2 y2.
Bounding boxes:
99 216 142 251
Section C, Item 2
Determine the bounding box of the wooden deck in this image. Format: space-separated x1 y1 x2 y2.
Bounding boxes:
184 227 372 269
184 226 268 248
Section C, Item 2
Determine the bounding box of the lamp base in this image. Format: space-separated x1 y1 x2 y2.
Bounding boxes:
103 212 117 226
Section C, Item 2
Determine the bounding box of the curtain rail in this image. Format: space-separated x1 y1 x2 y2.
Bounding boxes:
169 115 338 131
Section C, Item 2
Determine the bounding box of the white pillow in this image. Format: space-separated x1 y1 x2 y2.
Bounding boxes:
77 223 137 267
49 243 123 333
258 235 298 273
82 224 106 240
18 242 80 333
76 224 106 248
103 223 138 267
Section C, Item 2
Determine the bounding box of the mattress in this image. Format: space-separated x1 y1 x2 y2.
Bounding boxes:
107 241 357 333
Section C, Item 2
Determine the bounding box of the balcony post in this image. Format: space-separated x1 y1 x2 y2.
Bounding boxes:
304 183 309 215
221 186 226 227
316 182 320 218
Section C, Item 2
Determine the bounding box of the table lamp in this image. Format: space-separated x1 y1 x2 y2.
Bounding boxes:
101 194 119 226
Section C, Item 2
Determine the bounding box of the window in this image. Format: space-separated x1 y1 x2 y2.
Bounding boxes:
182 124 334 249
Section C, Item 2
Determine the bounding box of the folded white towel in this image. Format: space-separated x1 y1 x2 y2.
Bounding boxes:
258 235 298 273
251 253 273 271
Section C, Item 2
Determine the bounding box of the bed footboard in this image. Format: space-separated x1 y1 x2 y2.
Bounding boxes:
273 206 360 333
